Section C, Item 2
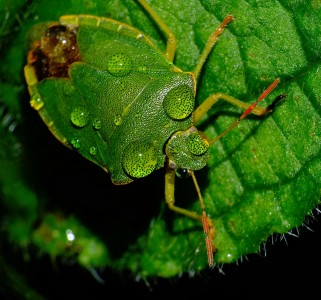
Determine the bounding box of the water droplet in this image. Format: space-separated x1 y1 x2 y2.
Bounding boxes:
30 92 44 110
89 146 97 155
163 85 195 120
70 106 89 128
122 141 158 178
188 133 209 155
66 229 75 243
92 118 102 130
114 114 122 126
138 65 147 73
107 53 132 77
71 138 81 148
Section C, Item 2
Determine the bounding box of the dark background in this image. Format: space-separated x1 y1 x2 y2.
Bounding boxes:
1 110 320 299
1 213 320 299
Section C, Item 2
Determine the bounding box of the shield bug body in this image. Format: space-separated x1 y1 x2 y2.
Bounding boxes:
24 0 281 267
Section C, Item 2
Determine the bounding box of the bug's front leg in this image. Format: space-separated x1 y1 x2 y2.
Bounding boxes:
137 0 177 62
165 163 215 267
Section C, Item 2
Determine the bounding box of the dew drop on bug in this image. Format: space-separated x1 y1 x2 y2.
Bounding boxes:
30 92 44 110
107 53 132 77
122 141 158 178
163 85 195 120
89 146 97 156
113 114 122 126
138 65 147 73
92 118 102 130
70 106 89 128
65 229 75 245
71 138 81 149
188 133 209 155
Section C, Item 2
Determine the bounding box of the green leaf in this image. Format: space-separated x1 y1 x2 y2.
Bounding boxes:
1 0 321 284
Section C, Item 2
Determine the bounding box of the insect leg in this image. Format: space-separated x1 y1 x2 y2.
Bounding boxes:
194 78 281 122
193 78 282 144
137 0 177 62
193 15 235 81
165 164 215 267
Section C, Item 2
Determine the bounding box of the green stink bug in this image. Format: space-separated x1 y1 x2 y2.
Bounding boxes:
24 0 282 267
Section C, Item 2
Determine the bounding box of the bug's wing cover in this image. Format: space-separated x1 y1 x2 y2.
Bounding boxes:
35 76 111 172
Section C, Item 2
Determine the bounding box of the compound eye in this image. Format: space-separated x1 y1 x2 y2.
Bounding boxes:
175 168 190 179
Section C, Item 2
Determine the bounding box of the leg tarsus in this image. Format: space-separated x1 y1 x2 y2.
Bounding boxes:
165 165 215 267
193 15 235 80
202 211 215 267
266 93 287 112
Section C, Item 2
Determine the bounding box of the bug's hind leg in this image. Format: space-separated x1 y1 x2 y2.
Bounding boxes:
165 164 214 267
137 0 177 62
